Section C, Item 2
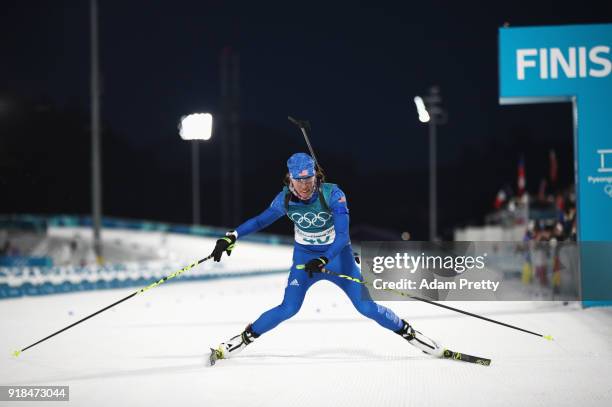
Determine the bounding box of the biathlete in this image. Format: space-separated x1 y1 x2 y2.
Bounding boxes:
207 152 444 364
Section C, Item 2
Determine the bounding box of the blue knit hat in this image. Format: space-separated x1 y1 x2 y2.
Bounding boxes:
287 153 315 179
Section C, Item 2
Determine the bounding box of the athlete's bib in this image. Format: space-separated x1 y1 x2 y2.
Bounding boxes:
294 225 336 245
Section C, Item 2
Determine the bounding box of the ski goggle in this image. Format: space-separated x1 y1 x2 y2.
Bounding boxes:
290 176 315 184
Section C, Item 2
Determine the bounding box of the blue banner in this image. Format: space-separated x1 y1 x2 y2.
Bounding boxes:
499 24 612 306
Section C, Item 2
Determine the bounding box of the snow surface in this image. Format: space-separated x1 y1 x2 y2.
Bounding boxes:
2 270 612 407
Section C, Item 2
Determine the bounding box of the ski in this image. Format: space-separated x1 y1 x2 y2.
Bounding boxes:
207 346 490 366
442 349 491 366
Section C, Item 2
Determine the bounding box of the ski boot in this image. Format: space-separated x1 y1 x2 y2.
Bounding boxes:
208 324 259 366
396 319 444 358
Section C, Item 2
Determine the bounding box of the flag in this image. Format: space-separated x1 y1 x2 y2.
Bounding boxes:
549 150 558 185
538 178 547 201
517 156 526 196
494 189 506 209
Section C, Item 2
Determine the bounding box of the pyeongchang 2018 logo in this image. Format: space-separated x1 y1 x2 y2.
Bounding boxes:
587 149 612 198
598 149 612 173
516 46 611 80
290 212 332 229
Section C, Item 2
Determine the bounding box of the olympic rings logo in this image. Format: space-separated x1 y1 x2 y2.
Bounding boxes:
290 211 332 228
605 184 612 198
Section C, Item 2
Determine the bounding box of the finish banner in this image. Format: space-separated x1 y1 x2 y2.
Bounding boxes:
499 24 612 306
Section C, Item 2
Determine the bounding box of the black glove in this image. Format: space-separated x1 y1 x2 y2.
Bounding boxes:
304 256 328 278
211 231 237 262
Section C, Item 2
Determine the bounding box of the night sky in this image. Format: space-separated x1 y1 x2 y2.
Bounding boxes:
1 1 609 239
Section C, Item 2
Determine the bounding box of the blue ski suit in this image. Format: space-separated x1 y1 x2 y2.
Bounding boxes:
235 183 403 335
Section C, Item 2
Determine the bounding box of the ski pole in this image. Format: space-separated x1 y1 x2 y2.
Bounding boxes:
12 255 214 357
296 264 553 341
